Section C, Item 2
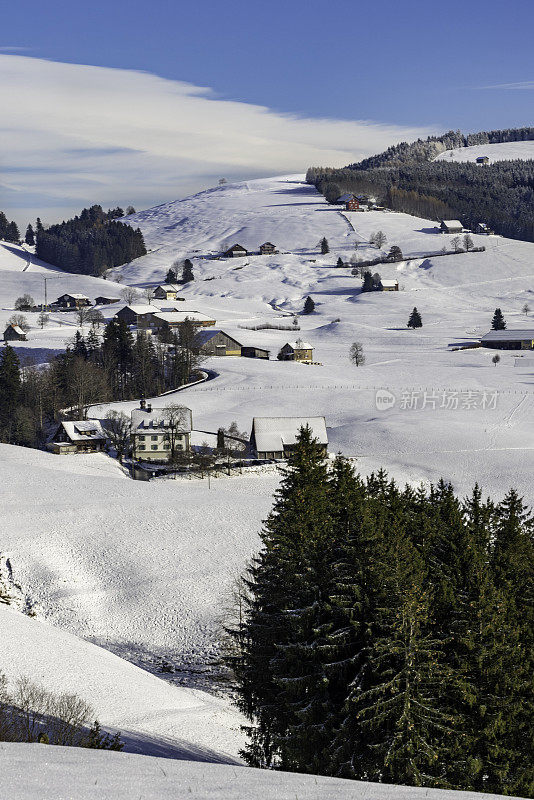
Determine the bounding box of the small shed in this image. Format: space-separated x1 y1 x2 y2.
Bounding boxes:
224 244 248 258
241 344 270 360
381 280 399 292
3 324 27 342
476 222 494 235
480 329 534 350
49 420 106 454
94 296 120 305
440 220 463 234
153 284 179 300
278 340 313 362
196 329 242 356
476 156 490 164
250 416 328 460
259 242 278 255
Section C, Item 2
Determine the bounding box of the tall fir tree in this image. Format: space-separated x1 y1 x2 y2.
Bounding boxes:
25 224 35 246
491 308 506 330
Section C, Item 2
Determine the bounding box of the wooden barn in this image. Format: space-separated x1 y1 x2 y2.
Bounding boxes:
250 416 328 460
278 340 313 362
440 220 463 234
381 280 399 291
151 311 216 329
3 324 27 342
224 243 248 258
480 329 534 350
54 293 91 310
153 284 179 300
259 242 278 255
476 156 490 164
115 304 159 329
94 296 120 305
196 329 242 356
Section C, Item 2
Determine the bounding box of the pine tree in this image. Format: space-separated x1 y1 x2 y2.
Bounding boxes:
336 256 345 268
182 259 194 283
6 221 20 243
233 426 332 769
491 308 506 330
166 267 177 284
303 296 315 314
408 307 423 328
25 224 35 246
362 271 375 292
320 237 329 254
0 345 21 440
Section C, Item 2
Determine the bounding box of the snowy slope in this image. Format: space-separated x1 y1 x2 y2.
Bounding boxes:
0 604 244 762
435 140 534 164
2 743 522 800
0 444 276 684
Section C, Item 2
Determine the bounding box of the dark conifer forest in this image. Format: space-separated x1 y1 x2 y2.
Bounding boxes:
307 127 534 242
35 205 147 276
230 428 534 796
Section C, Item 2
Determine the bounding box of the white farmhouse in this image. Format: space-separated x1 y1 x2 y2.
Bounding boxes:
130 400 192 462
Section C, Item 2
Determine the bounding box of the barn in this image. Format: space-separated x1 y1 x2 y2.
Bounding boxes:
3 324 27 342
196 329 242 356
480 329 534 350
224 244 248 258
440 220 464 234
250 416 328 460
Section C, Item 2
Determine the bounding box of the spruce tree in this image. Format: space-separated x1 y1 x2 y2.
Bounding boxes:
25 224 35 246
6 221 20 243
491 308 506 330
166 267 177 284
0 345 21 440
303 296 315 314
336 256 344 268
182 259 194 283
362 271 374 292
320 237 329 254
408 307 423 328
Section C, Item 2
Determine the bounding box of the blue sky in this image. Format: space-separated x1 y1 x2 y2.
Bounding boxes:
1 0 533 224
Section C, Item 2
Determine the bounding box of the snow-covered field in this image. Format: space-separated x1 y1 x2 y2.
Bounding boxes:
2 742 521 800
435 140 534 164
2 173 534 768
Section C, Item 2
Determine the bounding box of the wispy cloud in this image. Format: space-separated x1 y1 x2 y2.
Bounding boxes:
0 55 437 224
475 80 534 90
0 46 32 52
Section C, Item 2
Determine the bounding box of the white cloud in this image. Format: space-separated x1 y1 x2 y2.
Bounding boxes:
475 80 534 90
0 55 437 223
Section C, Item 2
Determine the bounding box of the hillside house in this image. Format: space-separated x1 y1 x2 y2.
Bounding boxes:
480 329 534 350
115 304 160 329
94 296 120 305
440 220 463 234
3 324 27 342
49 420 106 454
278 340 314 362
54 293 91 310
224 244 248 258
130 400 192 462
476 156 490 164
196 329 242 356
153 284 179 301
476 222 494 235
259 242 278 255
250 416 328 460
151 311 216 329
345 196 367 212
381 279 399 291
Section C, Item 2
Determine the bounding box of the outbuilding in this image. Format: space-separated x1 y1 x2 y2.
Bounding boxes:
94 296 120 305
3 324 27 342
115 304 160 328
54 293 91 310
151 311 216 329
476 156 490 164
224 244 248 258
440 220 463 234
381 280 399 291
480 329 534 350
196 329 242 356
250 416 328 460
278 340 313 362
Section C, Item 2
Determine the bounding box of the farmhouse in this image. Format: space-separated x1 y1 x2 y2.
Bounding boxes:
480 329 534 350
196 329 242 356
476 222 494 235
49 420 106 454
381 280 399 291
153 284 179 301
278 340 314 362
130 400 192 462
250 416 328 460
224 243 248 258
151 311 216 329
116 304 160 329
94 296 120 305
54 293 91 310
440 220 463 234
259 242 278 255
3 324 27 342
345 196 367 212
476 156 490 164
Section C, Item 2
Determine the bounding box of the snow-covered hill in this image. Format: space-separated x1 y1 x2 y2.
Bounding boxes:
435 140 534 164
3 744 522 800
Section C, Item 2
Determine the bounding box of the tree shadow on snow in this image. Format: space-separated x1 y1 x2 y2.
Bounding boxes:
120 728 241 765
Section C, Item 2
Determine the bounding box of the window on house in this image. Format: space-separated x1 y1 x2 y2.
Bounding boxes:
163 443 170 449
151 445 158 450
138 435 145 441
138 445 146 451
151 435 158 440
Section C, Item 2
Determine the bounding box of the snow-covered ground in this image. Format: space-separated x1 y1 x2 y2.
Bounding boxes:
435 140 534 164
3 743 523 800
2 173 534 767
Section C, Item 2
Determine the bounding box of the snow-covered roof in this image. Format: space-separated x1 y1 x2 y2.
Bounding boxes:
259 242 276 248
195 328 242 346
60 420 106 442
337 193 355 203
481 329 534 342
154 284 178 291
154 311 216 324
381 280 398 287
58 293 90 300
94 296 120 301
6 324 26 335
131 407 192 433
283 340 313 350
120 304 160 315
441 220 463 228
252 416 328 453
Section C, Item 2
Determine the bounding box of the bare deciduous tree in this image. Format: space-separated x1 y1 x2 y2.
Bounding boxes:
349 341 365 366
162 404 191 463
14 294 34 310
8 313 30 331
120 286 141 305
104 410 130 462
